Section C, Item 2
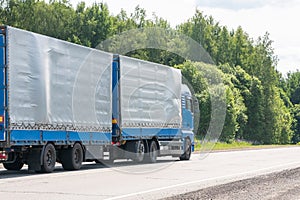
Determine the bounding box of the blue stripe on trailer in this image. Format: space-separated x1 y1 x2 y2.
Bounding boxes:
43 131 67 143
10 130 112 146
90 132 111 144
121 128 182 140
68 131 90 144
10 130 41 144
0 29 5 141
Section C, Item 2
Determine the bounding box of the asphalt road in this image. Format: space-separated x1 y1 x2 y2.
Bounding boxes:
1 147 300 200
166 167 300 200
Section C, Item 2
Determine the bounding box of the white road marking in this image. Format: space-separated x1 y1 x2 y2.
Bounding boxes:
0 166 114 183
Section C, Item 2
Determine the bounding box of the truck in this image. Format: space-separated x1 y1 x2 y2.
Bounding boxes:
0 26 195 173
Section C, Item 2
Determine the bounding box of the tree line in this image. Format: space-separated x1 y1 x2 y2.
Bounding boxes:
0 0 299 144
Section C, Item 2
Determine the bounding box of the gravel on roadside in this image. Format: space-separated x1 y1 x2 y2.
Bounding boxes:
164 167 300 200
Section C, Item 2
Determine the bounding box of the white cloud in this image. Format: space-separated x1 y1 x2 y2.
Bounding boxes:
195 0 264 10
195 0 300 10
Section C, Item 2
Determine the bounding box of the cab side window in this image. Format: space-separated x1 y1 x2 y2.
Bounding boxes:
185 97 193 113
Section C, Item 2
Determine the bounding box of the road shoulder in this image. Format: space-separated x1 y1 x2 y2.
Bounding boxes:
164 167 300 200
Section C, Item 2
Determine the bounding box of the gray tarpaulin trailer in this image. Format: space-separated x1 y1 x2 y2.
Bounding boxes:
0 26 195 172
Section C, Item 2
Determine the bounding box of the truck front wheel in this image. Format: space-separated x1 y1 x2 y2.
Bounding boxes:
180 138 191 161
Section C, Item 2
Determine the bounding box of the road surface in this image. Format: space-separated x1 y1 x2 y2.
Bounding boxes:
166 167 300 200
1 147 300 200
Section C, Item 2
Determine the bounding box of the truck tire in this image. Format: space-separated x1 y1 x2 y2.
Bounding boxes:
180 138 191 161
128 140 145 162
40 143 56 173
3 153 24 171
61 143 83 170
144 140 158 163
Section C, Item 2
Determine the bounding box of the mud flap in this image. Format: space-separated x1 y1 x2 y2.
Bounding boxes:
27 148 42 171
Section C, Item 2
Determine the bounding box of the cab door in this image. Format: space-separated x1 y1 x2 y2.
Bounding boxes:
181 94 194 130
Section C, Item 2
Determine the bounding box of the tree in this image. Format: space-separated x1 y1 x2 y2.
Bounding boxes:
286 71 300 104
291 104 300 143
215 27 232 65
283 71 300 143
175 61 209 137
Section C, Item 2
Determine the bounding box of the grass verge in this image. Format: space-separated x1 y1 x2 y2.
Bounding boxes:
194 140 297 152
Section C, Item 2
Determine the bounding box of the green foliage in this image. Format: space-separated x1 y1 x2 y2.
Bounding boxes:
175 61 210 137
219 65 248 142
291 104 300 143
283 71 300 143
285 71 300 104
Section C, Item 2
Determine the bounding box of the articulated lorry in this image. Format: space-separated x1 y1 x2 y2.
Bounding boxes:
0 26 195 172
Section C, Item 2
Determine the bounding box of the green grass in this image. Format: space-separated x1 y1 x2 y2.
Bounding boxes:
194 140 296 152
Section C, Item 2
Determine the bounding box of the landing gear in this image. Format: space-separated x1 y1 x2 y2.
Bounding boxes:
95 147 114 165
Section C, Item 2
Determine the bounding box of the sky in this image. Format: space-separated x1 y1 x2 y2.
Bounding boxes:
69 0 300 75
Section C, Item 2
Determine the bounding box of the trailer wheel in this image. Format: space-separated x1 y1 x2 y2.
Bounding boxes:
3 153 24 171
145 140 158 163
40 143 56 173
180 138 191 161
132 140 145 162
61 143 83 170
